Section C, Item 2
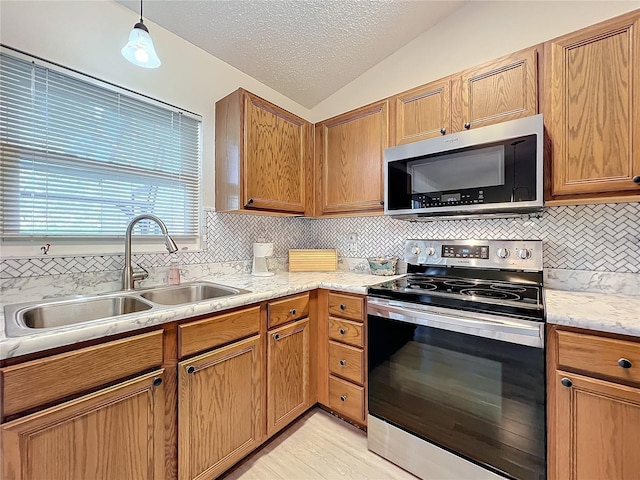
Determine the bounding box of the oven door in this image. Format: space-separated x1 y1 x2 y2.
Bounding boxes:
367 298 546 480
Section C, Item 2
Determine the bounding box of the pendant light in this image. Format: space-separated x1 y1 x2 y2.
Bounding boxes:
121 0 161 68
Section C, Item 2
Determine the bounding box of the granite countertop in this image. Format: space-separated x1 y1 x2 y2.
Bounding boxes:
0 271 400 360
544 269 640 338
545 289 640 338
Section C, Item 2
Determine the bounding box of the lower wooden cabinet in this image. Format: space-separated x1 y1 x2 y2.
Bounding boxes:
177 335 263 480
267 318 311 437
1 370 165 480
548 325 640 480
552 371 640 480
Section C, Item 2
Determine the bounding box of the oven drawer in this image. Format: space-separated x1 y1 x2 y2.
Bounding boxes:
557 330 640 385
328 317 364 348
328 293 364 322
329 375 365 423
329 341 364 384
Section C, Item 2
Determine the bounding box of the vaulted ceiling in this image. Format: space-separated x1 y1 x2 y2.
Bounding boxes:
116 0 467 108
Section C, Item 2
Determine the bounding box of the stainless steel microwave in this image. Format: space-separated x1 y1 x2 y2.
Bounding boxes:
384 114 544 219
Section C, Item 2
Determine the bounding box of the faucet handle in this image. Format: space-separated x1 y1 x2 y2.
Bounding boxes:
133 262 150 282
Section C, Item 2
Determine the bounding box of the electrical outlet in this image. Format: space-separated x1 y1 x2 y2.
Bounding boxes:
347 233 359 254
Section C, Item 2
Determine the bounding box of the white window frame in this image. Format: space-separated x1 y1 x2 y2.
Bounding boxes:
0 47 204 258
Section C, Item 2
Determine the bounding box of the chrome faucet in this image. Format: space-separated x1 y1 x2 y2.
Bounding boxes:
122 214 178 290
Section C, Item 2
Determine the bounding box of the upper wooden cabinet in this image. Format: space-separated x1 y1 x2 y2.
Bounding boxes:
455 47 539 132
390 78 452 145
215 88 313 215
315 100 388 215
544 11 640 202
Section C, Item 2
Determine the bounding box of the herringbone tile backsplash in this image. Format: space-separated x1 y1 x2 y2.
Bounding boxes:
1 203 638 278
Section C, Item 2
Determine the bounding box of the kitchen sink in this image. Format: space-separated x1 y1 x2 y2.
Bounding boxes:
7 295 153 334
139 282 250 305
3 282 251 337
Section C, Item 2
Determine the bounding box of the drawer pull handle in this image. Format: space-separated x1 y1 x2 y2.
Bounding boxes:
152 377 163 387
339 359 346 366
440 127 446 135
560 377 572 388
618 358 633 369
273 333 281 341
186 366 196 375
340 395 347 402
464 122 471 130
339 328 346 335
290 309 296 315
340 304 346 310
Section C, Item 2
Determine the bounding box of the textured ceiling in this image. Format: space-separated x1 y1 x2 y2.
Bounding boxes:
116 0 467 108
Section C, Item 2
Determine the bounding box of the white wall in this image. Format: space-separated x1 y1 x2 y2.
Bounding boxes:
0 0 312 212
309 1 640 122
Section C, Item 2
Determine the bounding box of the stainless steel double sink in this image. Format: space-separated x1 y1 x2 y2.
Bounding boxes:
3 282 251 337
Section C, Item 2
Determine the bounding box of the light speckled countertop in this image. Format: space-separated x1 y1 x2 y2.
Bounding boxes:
0 271 400 360
544 269 640 338
544 290 640 338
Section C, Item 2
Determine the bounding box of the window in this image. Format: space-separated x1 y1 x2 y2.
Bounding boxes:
0 51 201 242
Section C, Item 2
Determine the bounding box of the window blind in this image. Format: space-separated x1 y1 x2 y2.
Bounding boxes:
0 52 201 238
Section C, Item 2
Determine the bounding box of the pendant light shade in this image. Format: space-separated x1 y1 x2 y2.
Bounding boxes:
121 0 161 68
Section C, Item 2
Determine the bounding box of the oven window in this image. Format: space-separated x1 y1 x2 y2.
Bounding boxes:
368 315 546 480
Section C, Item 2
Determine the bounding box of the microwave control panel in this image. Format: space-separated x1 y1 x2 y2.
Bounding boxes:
412 190 485 208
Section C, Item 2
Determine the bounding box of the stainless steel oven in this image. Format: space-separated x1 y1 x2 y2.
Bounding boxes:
367 239 546 480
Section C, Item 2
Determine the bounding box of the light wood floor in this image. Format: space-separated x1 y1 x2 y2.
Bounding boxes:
222 408 417 480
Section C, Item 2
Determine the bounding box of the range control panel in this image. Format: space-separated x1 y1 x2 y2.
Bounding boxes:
404 239 543 271
442 244 489 259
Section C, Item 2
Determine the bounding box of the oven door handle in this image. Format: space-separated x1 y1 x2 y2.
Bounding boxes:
368 298 544 348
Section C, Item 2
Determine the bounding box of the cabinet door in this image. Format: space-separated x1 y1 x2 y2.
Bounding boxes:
316 101 388 214
178 335 263 480
244 93 311 213
1 370 165 480
552 371 640 480
456 47 538 131
267 318 310 436
545 12 640 198
391 78 451 145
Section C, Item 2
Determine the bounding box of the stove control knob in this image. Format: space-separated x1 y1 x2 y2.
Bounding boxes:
496 248 510 259
426 247 436 256
518 249 532 260
410 245 421 255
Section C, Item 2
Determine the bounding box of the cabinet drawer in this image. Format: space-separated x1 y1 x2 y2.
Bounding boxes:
329 341 364 384
328 293 364 322
329 375 365 423
1 330 163 417
557 330 640 385
328 317 364 348
179 306 260 358
268 292 310 329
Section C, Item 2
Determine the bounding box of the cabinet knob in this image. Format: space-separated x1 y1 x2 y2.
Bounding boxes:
247 198 254 204
273 333 281 341
340 304 346 310
464 122 471 130
290 309 296 315
618 358 633 369
339 359 346 366
379 200 384 206
560 377 572 388
340 395 347 402
339 328 346 335
152 377 163 387
440 128 446 135
633 175 640 184
186 366 196 375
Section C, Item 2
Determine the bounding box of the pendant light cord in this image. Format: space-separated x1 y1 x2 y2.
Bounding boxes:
139 0 143 23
